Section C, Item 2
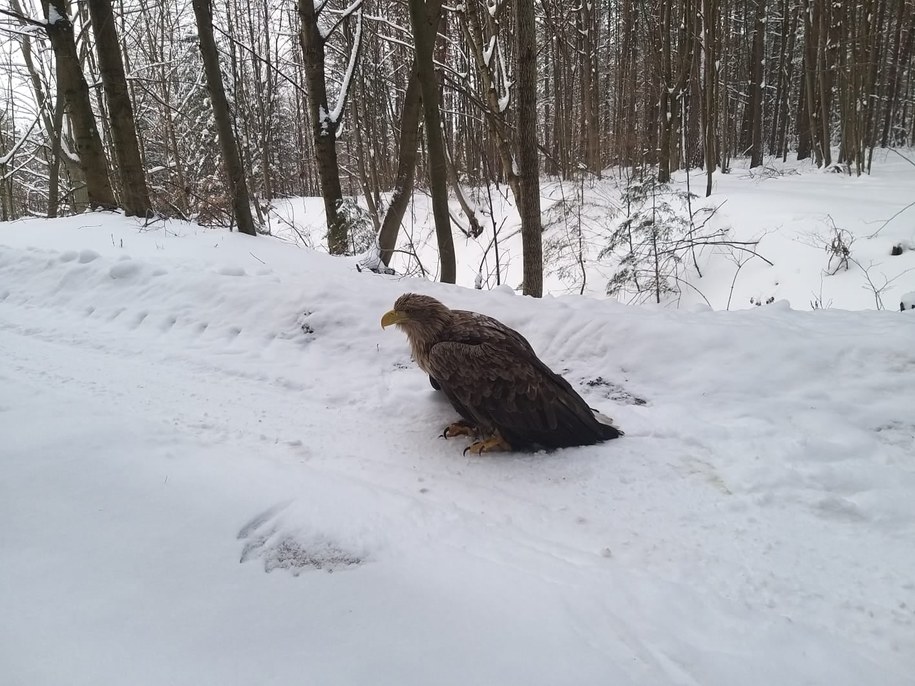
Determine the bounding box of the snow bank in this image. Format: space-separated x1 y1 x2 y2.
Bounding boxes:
1 214 914 685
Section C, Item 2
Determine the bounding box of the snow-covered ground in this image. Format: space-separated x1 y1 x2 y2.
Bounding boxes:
2 160 915 684
272 150 915 311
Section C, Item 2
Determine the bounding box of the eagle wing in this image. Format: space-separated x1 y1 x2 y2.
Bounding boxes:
427 312 617 450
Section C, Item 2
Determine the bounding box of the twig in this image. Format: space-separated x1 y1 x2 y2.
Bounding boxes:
849 257 915 310
888 148 915 169
867 199 915 239
672 274 712 309
726 256 748 311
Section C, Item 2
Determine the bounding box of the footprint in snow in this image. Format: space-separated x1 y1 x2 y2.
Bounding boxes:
585 376 648 405
238 504 365 575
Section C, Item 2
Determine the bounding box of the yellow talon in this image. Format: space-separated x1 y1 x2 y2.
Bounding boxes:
442 421 477 439
463 434 512 456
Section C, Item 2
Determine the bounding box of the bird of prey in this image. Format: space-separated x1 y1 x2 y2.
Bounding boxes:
381 293 622 454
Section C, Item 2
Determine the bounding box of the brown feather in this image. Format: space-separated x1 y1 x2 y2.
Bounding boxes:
385 293 622 451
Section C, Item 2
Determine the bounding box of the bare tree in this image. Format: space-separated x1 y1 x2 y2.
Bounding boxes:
746 0 766 168
407 0 455 283
700 0 721 196
377 74 423 266
86 0 151 216
515 0 542 296
375 0 444 266
298 0 364 254
192 0 257 235
41 0 116 210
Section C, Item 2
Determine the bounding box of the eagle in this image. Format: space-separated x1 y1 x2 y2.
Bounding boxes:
381 293 622 454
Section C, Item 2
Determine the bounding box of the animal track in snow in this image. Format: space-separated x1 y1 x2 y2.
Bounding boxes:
874 421 915 449
238 504 365 575
585 376 648 405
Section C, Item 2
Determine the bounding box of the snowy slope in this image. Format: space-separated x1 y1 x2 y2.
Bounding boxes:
1 214 914 685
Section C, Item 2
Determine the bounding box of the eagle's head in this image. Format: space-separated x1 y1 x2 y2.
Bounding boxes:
381 294 453 370
381 293 451 333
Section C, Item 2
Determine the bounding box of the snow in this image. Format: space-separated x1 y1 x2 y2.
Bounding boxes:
328 7 363 126
483 36 497 67
46 4 63 25
271 150 915 311
2 173 915 683
318 105 331 136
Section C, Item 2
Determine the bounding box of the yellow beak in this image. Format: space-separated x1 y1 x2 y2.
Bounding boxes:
381 309 407 329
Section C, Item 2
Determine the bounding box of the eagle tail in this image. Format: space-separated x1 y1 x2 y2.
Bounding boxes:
592 410 624 439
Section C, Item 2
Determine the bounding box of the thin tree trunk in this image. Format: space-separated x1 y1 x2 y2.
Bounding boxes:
377 0 444 266
298 0 348 253
816 0 833 166
778 1 800 160
702 0 720 196
47 92 66 217
748 0 766 168
880 7 914 147
42 0 116 210
192 0 257 235
579 0 600 174
459 0 520 200
658 0 674 182
378 74 422 266
801 0 824 165
87 0 151 217
516 0 542 297
408 0 455 283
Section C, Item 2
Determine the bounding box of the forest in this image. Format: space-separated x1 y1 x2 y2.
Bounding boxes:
1 0 914 296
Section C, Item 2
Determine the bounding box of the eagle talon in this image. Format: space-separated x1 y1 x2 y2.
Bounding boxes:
442 421 476 440
463 435 512 456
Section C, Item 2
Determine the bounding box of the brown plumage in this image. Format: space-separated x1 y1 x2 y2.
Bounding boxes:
381 293 622 453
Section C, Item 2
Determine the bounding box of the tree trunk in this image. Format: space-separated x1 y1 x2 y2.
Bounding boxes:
658 0 674 182
702 0 720 196
800 0 824 165
298 0 347 254
377 0 444 266
516 0 542 297
815 0 834 166
880 6 914 147
748 0 766 168
408 0 456 283
579 0 600 174
48 91 66 217
459 0 520 200
87 0 151 217
42 0 116 210
777 1 800 160
10 0 68 215
378 74 422 266
192 0 256 235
